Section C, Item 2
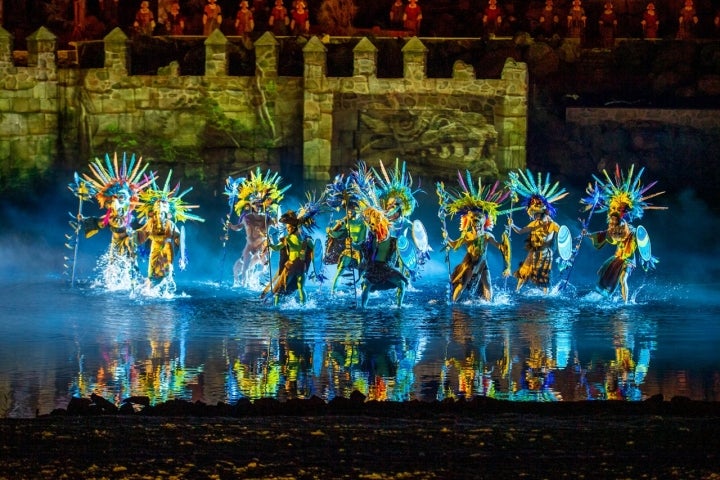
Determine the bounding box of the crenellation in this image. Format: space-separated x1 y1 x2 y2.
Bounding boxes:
402 37 427 82
0 27 12 66
353 37 377 78
452 60 476 81
254 32 278 78
1 28 530 183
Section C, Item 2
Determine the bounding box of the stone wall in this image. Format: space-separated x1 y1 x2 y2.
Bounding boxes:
0 26 58 186
0 26 527 190
302 36 528 180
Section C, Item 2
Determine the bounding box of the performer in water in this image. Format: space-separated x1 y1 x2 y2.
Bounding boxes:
437 171 511 302
324 163 374 295
372 159 430 283
359 206 409 308
225 168 289 288
135 170 204 287
262 194 323 305
581 164 666 303
76 152 154 286
506 169 568 293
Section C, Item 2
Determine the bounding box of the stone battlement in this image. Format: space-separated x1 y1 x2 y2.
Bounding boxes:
0 26 527 185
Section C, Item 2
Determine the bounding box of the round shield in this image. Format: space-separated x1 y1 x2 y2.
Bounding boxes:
397 234 417 271
557 225 573 261
411 220 429 253
636 225 653 262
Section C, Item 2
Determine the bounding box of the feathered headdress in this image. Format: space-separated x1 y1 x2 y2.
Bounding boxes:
324 161 377 211
135 170 204 223
507 169 569 218
582 164 666 222
82 152 154 210
281 191 326 234
231 168 290 216
445 170 512 225
372 159 421 219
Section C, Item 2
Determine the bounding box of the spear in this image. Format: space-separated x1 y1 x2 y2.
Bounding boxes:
264 202 275 299
503 173 519 290
220 176 242 284
557 181 602 291
435 182 452 301
66 172 94 288
342 190 358 308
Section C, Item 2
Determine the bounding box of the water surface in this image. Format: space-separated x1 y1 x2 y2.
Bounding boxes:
1 186 719 418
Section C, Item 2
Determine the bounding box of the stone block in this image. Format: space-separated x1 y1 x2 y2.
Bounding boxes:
11 97 33 112
495 145 526 172
0 113 27 135
452 60 475 81
495 115 527 146
493 95 527 117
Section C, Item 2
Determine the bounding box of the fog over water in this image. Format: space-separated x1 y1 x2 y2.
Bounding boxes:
2 174 717 292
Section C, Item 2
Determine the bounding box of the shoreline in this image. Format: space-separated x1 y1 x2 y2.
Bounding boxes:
3 396 720 479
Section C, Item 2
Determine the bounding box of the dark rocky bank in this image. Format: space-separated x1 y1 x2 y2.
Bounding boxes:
1 392 719 479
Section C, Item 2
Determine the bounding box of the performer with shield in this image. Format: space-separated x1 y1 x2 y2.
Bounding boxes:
372 159 430 283
261 194 323 306
439 171 512 302
581 164 666 303
506 169 569 293
359 206 409 308
324 164 374 297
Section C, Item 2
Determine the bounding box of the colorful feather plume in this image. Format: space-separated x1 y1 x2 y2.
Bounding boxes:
324 161 378 211
506 169 569 218
230 167 290 216
293 190 327 234
372 158 421 218
81 152 155 209
135 170 204 223
444 170 511 223
584 164 667 221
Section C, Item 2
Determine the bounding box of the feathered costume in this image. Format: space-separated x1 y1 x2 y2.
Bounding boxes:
360 206 409 307
324 163 375 293
507 169 569 290
135 170 204 283
582 164 666 301
225 168 290 286
80 152 154 261
372 159 429 279
372 159 419 221
439 171 512 302
263 192 324 305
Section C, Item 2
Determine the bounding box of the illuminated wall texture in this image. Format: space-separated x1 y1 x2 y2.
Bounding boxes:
0 26 527 186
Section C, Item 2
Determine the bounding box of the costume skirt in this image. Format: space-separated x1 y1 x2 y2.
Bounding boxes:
514 248 553 287
363 261 407 291
597 256 633 294
273 258 306 295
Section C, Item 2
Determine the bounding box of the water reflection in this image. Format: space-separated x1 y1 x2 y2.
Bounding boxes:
68 300 205 408
0 279 718 418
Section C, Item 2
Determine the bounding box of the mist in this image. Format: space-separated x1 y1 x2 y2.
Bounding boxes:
1 171 718 302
